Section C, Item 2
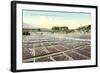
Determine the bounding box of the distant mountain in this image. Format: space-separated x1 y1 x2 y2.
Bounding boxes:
76 25 91 33
23 23 34 29
23 23 50 29
23 23 51 32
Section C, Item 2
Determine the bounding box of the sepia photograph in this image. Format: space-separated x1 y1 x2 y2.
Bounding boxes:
22 10 91 63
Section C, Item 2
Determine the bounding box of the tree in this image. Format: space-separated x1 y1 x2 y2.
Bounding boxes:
52 26 60 32
37 28 41 32
23 31 30 35
60 26 69 31
87 25 91 30
76 25 91 33
52 26 70 33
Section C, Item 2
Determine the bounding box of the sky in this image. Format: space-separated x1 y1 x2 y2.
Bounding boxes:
23 10 91 29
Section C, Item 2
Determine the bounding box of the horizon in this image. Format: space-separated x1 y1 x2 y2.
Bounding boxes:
22 25 90 30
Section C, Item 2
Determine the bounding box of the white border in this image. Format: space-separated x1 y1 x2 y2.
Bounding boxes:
16 3 96 70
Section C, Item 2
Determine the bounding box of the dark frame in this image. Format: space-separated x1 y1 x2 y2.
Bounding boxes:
11 1 98 72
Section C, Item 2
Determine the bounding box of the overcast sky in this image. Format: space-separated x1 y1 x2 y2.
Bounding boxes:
23 10 91 29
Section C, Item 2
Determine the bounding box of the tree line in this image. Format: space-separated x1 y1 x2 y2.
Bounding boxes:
51 25 91 33
23 25 91 35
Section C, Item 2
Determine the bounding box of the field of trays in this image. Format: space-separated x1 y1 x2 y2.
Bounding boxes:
22 32 91 63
